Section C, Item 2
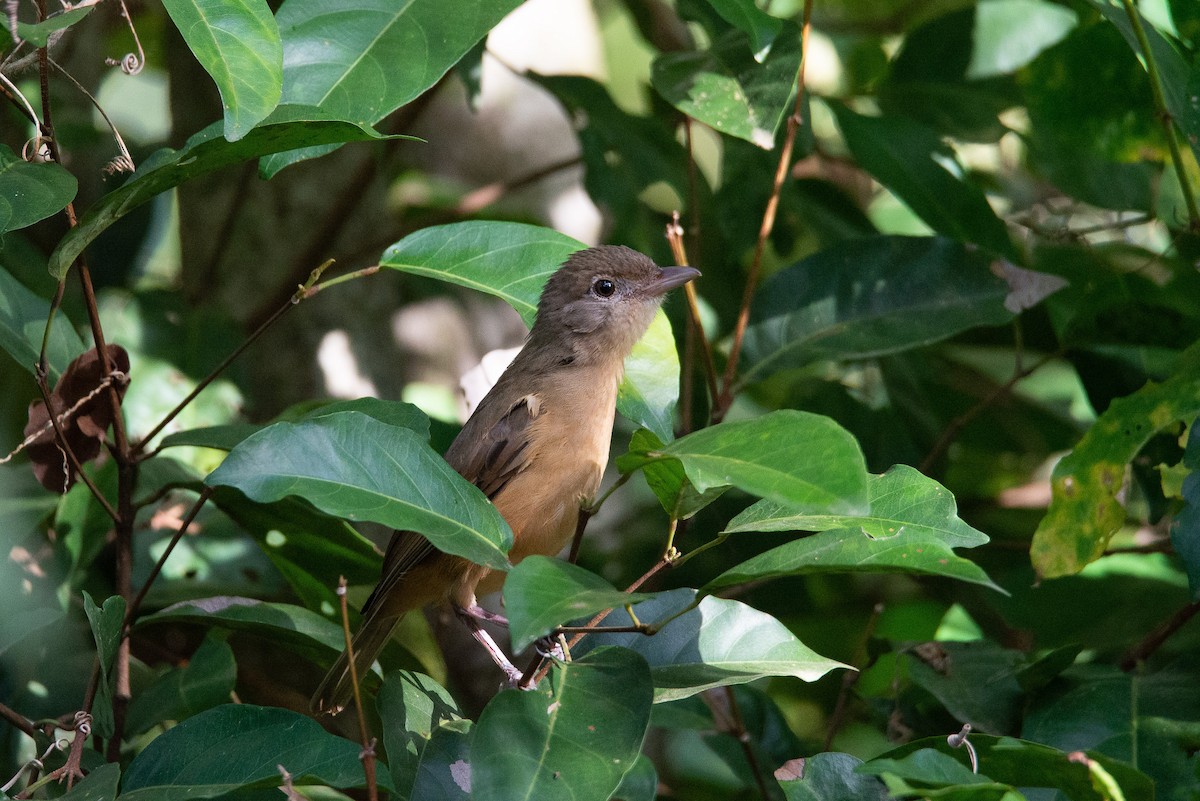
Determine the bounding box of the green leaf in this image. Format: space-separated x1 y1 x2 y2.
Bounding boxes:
703 0 783 61
867 735 1154 801
377 671 465 801
83 592 126 740
625 410 869 514
471 647 653 801
709 465 1000 592
124 632 236 735
381 221 684 440
160 397 430 451
726 465 986 545
504 556 655 652
619 428 729 519
46 106 402 279
612 754 658 801
263 0 522 174
0 264 86 381
206 412 512 570
161 0 282 141
1171 424 1200 600
56 762 119 801
778 752 889 801
1019 22 1160 211
1092 0 1200 166
830 105 1016 259
968 0 1078 78
576 589 846 702
651 23 801 148
0 145 78 236
120 704 384 799
739 236 1015 386
1031 343 1200 578
211 490 382 613
138 596 346 663
902 641 1025 734
14 6 93 46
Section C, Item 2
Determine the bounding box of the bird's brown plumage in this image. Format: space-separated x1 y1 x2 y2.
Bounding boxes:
312 245 698 713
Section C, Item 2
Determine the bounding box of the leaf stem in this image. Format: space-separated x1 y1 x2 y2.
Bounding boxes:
1119 0 1200 231
666 214 719 416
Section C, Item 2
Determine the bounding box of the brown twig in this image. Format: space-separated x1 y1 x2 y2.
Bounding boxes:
824 602 883 750
31 377 119 519
918 350 1061 474
714 0 813 420
132 260 336 456
454 155 583 216
1120 600 1200 671
0 702 38 741
338 577 379 801
666 214 719 414
121 487 214 633
704 686 773 801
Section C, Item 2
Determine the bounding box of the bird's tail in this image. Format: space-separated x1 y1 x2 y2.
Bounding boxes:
310 611 401 715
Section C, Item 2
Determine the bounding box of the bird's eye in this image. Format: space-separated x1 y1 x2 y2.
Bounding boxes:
592 278 616 297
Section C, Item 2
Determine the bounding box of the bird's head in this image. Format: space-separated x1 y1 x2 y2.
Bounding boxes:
528 246 699 366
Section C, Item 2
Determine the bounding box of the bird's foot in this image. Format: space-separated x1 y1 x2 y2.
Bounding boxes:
458 604 509 626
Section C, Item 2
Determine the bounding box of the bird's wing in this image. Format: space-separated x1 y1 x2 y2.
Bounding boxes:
360 393 542 617
457 393 541 500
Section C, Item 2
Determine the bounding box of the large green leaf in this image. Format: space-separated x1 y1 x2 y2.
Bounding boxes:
866 735 1154 801
652 22 801 148
709 465 1000 591
46 106 402 279
137 596 346 661
575 589 846 702
0 265 86 381
503 556 655 652
739 236 1015 386
160 397 430 452
161 0 282 141
206 412 512 569
120 704 385 799
263 0 522 174
623 410 869 515
778 752 889 801
0 144 77 235
377 671 466 801
1019 22 1161 211
381 221 684 441
471 647 653 801
830 105 1016 258
1032 343 1200 578
1092 0 1200 166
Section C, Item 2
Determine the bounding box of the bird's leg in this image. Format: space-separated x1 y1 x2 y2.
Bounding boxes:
459 604 509 626
453 605 523 686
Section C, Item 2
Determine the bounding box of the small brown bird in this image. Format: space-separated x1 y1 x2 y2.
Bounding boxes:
312 246 698 713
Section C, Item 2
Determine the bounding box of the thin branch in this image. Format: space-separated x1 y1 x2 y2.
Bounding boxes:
666 214 719 414
132 260 336 456
31 376 119 519
338 577 379 801
707 686 773 801
122 487 214 632
0 69 40 129
2 370 128 467
1119 0 1200 232
1120 600 1200 671
454 155 583 216
919 350 1061 474
0 702 38 741
47 57 134 174
824 602 883 750
715 0 813 420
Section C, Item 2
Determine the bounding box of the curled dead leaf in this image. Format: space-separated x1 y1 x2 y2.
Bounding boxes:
24 344 130 492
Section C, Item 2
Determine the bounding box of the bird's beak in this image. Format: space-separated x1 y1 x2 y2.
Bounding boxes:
647 266 701 296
